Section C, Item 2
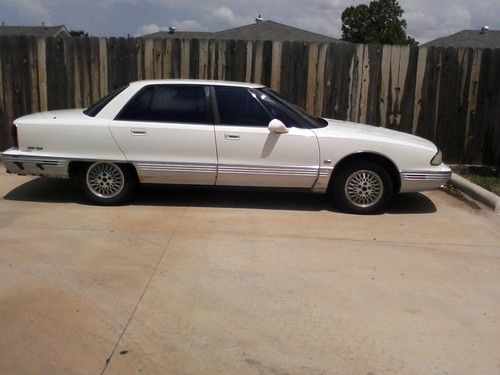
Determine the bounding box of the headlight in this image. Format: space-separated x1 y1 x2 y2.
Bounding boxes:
431 149 442 165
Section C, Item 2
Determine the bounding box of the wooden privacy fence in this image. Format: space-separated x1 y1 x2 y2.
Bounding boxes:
0 36 499 165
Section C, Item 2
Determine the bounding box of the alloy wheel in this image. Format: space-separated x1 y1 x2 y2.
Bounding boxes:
344 169 384 208
86 162 125 199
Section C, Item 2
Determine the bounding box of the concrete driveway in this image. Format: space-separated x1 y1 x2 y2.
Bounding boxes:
0 168 498 375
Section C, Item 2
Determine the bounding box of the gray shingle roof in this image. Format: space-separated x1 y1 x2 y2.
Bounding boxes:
423 29 500 48
0 25 71 38
214 21 341 42
143 21 343 43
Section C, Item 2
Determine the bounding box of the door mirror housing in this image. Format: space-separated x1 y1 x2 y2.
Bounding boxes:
268 119 289 134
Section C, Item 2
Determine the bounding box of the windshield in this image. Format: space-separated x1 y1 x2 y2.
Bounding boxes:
84 85 128 117
257 88 328 128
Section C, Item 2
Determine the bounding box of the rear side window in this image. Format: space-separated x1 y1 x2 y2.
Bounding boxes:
116 85 209 124
84 85 128 117
214 87 271 126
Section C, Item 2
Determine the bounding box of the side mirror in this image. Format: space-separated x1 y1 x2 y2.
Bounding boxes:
268 119 289 134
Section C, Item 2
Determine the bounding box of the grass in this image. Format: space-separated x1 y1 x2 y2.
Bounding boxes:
452 166 500 196
461 174 500 196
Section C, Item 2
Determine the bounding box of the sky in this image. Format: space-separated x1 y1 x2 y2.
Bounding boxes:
1 0 499 43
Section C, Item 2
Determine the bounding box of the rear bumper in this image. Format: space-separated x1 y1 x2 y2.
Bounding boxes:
1 148 69 178
399 166 451 193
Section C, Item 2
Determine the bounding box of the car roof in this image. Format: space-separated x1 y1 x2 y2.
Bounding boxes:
129 79 265 89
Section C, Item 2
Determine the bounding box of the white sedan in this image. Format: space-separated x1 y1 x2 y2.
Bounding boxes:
2 80 451 214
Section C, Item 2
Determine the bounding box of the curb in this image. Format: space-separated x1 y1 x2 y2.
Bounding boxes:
450 173 500 213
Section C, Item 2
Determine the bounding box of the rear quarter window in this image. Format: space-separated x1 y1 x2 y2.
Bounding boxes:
84 85 128 117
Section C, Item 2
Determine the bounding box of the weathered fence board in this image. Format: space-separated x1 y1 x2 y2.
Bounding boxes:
365 44 382 126
471 48 500 165
323 43 357 121
0 35 498 165
281 41 308 110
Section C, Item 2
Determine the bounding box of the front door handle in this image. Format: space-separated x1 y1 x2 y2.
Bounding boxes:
224 134 240 140
131 128 147 136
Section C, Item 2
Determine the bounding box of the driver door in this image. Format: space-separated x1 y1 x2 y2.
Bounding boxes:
213 86 319 188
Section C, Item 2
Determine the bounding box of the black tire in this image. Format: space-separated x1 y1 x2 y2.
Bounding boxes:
331 162 393 214
76 162 136 205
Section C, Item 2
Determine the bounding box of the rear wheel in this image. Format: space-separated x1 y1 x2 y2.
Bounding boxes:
332 163 393 214
78 162 136 205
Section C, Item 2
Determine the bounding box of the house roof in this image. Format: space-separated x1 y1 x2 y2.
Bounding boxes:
144 31 213 39
143 20 343 43
423 29 500 48
0 25 71 38
214 21 341 42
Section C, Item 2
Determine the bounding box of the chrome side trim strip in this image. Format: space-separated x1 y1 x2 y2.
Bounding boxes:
133 161 217 184
311 166 334 193
399 170 452 193
134 162 320 186
318 167 334 178
135 162 217 174
218 164 319 177
401 171 452 181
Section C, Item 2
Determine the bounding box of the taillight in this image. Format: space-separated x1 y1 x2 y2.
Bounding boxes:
12 124 18 148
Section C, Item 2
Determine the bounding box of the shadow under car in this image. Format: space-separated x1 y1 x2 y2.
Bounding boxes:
3 177 437 214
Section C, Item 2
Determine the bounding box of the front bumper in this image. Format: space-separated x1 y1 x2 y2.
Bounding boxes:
399 165 451 193
1 148 69 178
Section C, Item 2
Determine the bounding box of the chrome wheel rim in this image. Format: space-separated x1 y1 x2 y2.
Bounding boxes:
86 162 124 199
345 169 384 208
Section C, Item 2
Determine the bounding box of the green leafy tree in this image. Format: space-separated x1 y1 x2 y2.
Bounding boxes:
69 30 89 37
341 0 418 45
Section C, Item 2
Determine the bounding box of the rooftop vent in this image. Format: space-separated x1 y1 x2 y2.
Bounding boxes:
169 26 176 34
255 14 263 23
480 26 489 35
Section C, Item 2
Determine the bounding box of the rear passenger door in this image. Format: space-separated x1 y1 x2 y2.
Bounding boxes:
109 84 217 185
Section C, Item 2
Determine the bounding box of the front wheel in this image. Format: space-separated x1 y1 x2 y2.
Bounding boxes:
331 163 393 214
78 162 136 205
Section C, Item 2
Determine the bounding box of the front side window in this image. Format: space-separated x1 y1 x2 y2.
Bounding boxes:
116 85 209 124
258 88 328 128
255 91 302 128
214 87 271 126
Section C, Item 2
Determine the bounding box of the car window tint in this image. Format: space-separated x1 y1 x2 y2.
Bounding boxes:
215 87 271 126
116 85 208 124
259 88 327 128
84 85 128 117
256 92 301 127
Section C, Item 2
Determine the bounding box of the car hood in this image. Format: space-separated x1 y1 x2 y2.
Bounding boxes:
314 118 437 152
15 109 87 123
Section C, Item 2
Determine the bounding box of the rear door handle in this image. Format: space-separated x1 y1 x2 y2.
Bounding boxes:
224 134 240 140
131 128 146 136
